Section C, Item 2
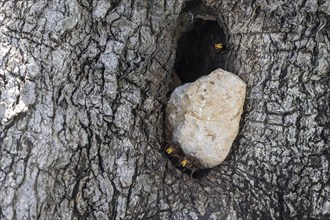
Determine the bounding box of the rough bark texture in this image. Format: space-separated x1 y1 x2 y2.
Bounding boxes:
0 0 329 219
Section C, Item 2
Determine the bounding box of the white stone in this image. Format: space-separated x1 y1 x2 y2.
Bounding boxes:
166 68 246 168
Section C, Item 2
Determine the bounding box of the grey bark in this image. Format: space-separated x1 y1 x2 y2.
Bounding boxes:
0 0 329 219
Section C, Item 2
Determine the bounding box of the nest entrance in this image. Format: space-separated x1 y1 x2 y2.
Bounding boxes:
174 19 227 84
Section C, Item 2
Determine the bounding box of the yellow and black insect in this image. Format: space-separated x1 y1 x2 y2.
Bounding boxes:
164 142 207 178
214 42 224 53
179 155 201 177
164 142 184 160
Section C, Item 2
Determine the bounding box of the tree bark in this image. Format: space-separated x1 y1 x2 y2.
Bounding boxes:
0 0 329 219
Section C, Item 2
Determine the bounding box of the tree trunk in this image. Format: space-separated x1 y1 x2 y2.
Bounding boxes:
0 0 329 219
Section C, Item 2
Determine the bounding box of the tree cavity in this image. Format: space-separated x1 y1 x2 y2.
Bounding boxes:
174 18 227 84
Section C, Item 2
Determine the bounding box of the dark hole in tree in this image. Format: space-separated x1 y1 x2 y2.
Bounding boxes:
174 19 227 83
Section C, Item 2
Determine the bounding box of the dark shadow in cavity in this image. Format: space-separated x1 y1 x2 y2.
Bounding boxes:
174 19 227 83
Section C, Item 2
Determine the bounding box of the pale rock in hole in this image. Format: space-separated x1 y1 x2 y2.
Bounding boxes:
166 68 246 168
